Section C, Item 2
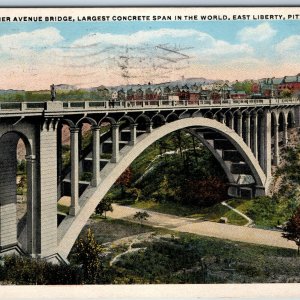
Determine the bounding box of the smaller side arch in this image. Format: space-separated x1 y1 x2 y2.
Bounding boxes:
76 116 97 127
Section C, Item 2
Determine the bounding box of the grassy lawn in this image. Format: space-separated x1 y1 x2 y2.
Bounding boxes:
78 217 164 244
74 217 300 283
112 231 300 283
226 197 295 228
127 199 248 225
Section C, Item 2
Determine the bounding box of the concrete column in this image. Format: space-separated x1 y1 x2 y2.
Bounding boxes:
237 114 242 136
263 110 272 179
259 114 265 169
229 116 234 130
70 127 80 216
129 123 138 146
283 122 288 145
57 123 62 199
219 115 225 124
146 122 153 133
91 126 100 187
78 125 83 156
38 119 59 257
273 123 280 166
252 113 258 158
111 124 120 163
26 155 37 256
245 113 251 146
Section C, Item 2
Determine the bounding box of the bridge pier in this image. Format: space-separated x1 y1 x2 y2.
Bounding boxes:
91 126 100 187
245 113 251 146
146 122 153 133
129 123 137 145
26 155 37 256
252 112 258 158
273 123 280 166
38 120 60 261
283 122 288 145
258 114 265 170
263 110 272 180
70 127 80 216
237 114 242 136
111 124 120 163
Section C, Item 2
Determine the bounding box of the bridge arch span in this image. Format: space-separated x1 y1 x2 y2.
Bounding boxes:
119 115 135 124
76 116 97 127
166 112 179 122
57 117 266 259
99 116 117 125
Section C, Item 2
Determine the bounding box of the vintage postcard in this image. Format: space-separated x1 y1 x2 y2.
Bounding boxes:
0 5 299 299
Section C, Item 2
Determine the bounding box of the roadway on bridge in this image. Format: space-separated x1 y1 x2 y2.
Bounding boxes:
106 204 297 250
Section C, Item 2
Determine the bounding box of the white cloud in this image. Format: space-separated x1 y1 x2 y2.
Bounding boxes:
72 28 212 47
0 27 64 53
237 23 276 42
275 35 300 55
71 28 253 61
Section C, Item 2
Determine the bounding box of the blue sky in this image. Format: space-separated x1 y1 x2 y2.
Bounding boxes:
0 19 299 90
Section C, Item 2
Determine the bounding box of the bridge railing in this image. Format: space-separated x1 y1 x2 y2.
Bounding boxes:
0 102 45 111
0 97 299 113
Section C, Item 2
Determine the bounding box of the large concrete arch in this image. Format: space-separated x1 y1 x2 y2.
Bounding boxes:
57 117 266 259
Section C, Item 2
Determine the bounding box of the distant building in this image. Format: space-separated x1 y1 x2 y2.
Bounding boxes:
278 75 300 96
117 89 126 101
230 90 247 99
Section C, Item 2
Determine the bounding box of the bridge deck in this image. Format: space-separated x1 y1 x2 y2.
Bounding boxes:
0 98 298 117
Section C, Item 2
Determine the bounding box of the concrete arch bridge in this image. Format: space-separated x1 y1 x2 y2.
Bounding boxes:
0 98 298 262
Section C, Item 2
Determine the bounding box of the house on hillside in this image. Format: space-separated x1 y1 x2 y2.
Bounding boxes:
259 77 283 97
179 84 190 100
134 88 144 100
153 87 163 100
230 90 247 99
278 75 300 96
145 87 154 100
117 89 126 101
126 88 134 101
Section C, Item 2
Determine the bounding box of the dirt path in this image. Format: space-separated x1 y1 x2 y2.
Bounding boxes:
106 204 297 250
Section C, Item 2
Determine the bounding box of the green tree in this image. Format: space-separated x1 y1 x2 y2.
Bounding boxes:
282 207 300 255
281 88 292 98
73 228 104 283
232 80 252 95
17 175 27 196
133 211 150 225
17 160 26 175
95 198 113 218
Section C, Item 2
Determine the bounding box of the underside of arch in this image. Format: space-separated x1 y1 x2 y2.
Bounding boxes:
57 117 267 259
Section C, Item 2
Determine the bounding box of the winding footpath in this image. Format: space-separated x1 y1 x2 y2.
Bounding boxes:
106 204 297 250
221 201 253 227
